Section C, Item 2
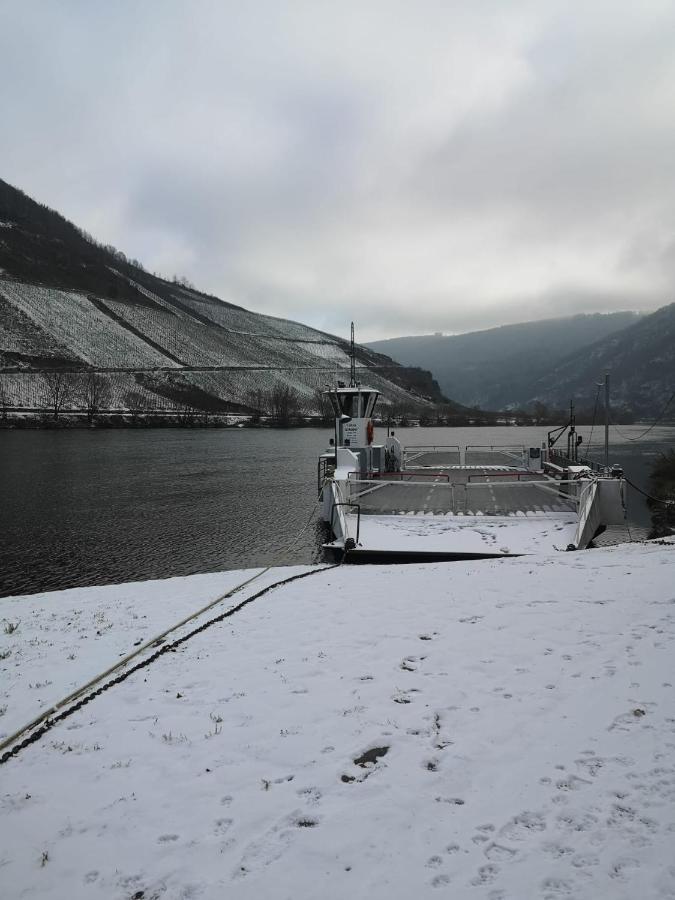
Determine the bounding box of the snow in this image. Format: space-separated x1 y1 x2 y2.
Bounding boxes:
1 277 430 412
344 512 579 556
0 567 314 739
0 279 172 368
2 541 675 899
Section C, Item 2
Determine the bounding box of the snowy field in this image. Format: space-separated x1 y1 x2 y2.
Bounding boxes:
2 541 675 899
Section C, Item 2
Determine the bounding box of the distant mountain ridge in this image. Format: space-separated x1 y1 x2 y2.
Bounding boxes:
528 303 675 416
368 309 675 417
0 179 449 416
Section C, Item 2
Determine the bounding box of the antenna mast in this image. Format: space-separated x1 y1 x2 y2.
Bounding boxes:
350 321 356 387
604 371 610 473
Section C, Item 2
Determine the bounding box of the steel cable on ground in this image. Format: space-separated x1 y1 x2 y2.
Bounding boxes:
0 502 324 764
0 563 339 766
609 391 675 443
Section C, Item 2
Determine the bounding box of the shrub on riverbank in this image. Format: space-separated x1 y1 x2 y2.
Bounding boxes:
647 450 675 537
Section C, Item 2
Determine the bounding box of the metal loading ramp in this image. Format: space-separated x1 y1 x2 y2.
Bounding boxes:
348 473 578 518
326 463 587 560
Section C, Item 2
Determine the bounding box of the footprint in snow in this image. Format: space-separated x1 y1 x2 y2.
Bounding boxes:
541 875 574 896
571 853 599 869
499 811 547 842
392 691 413 704
232 809 315 879
341 745 389 783
555 775 592 792
555 811 599 833
541 842 574 859
609 857 640 881
214 818 233 836
484 843 516 862
470 863 499 886
297 787 322 804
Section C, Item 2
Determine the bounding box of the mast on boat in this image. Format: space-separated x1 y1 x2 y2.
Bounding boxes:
604 371 610 473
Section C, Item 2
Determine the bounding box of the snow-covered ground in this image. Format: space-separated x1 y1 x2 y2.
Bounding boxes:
2 541 675 899
0 567 315 739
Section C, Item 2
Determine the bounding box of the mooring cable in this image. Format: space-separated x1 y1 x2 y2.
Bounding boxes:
0 502 327 764
0 562 339 765
624 476 675 507
609 392 675 443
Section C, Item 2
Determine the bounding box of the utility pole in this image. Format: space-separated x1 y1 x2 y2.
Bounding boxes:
350 321 356 387
604 371 610 473
567 399 576 461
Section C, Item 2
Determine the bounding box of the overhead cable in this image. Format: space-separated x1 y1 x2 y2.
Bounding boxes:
610 391 675 442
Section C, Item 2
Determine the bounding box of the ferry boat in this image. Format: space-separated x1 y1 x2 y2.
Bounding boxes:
317 382 627 562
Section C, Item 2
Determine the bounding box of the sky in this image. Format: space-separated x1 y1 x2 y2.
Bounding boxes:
2 1 675 341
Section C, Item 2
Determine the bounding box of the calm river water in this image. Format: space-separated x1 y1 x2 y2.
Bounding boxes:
1 424 673 598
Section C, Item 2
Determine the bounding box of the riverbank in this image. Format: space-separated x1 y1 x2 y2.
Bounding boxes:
2 540 675 899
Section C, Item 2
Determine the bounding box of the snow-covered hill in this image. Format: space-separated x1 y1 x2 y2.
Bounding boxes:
0 179 446 416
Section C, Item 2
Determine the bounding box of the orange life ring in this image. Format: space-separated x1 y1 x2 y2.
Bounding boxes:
366 420 374 445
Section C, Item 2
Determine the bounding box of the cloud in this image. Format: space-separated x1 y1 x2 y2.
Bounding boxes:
1 0 674 340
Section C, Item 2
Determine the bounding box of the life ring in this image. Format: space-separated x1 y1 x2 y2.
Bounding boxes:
366 420 374 445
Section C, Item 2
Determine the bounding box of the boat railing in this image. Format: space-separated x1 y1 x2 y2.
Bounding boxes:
548 448 605 474
330 479 362 546
403 445 461 466
466 471 528 481
346 476 583 517
331 501 361 546
404 444 461 453
348 470 452 482
317 456 335 494
465 445 527 467
401 445 529 468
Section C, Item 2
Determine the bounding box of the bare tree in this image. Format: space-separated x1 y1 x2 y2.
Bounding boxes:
389 401 412 427
312 388 334 426
245 387 267 423
177 401 198 425
40 371 73 420
81 372 110 423
0 375 9 421
267 383 300 427
124 390 150 422
172 274 195 289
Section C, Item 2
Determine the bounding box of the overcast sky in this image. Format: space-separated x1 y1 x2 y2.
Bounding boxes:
2 1 675 340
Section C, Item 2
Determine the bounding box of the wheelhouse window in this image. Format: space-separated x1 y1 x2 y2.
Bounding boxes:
364 392 379 418
327 389 379 418
339 393 357 417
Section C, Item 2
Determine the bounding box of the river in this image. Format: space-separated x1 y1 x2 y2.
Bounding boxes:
1 424 673 598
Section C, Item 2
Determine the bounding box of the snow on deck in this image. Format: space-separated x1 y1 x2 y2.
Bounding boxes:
348 512 579 555
2 541 675 899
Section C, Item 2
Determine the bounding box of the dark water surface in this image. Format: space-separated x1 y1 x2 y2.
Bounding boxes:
1 424 673 598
